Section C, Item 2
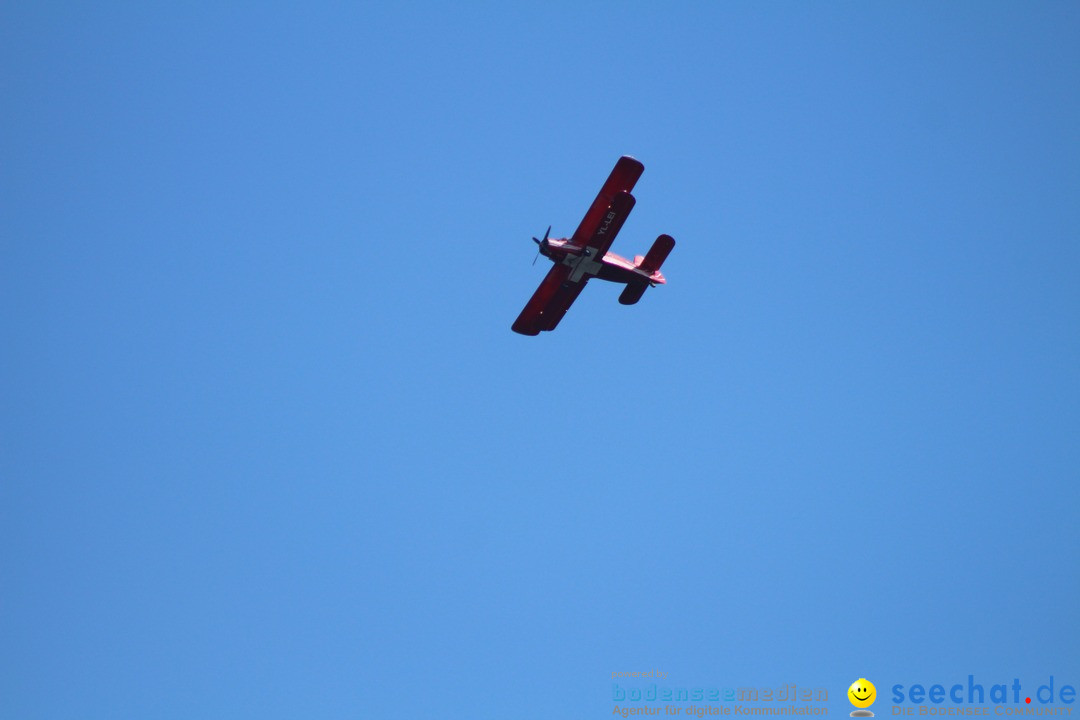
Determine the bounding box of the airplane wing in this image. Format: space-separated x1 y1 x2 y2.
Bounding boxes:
569 156 644 257
536 277 588 332
580 189 635 266
511 264 587 335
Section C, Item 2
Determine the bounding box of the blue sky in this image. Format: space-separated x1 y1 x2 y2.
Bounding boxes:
2 3 1078 718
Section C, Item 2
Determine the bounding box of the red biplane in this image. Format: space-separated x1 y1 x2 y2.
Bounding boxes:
511 156 675 335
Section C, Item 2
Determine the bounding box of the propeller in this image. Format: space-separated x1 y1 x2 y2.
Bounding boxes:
531 225 551 265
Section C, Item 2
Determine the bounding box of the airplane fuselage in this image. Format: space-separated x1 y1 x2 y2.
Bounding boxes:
539 237 666 287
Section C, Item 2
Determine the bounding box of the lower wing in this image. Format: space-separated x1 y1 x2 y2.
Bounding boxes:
511 264 587 335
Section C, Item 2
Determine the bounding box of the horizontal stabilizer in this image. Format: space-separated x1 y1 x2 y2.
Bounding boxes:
638 234 675 275
619 282 649 305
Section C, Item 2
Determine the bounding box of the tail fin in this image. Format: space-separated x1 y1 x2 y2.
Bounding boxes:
638 234 675 275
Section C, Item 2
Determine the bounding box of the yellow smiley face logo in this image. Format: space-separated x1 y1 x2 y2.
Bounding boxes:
848 679 876 708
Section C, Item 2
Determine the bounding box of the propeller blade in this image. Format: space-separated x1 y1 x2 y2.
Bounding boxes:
530 226 553 265
532 226 552 265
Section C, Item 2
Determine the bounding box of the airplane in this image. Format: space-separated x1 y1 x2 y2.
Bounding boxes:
511 155 675 335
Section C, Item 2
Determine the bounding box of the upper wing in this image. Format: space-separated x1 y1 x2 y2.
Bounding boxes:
569 156 644 255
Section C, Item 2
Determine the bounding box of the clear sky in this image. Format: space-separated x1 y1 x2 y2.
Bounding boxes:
2 3 1078 719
